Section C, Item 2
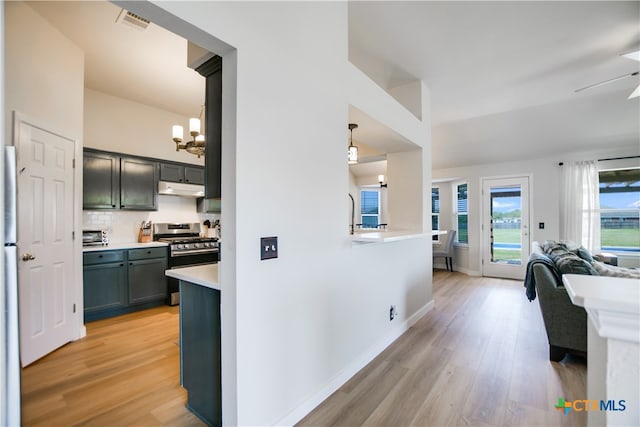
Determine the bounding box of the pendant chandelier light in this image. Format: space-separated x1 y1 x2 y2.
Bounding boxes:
172 105 205 158
348 123 359 164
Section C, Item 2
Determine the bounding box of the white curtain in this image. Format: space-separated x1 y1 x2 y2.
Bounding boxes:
560 160 601 252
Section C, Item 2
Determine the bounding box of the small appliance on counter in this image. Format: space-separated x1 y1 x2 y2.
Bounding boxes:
82 229 109 246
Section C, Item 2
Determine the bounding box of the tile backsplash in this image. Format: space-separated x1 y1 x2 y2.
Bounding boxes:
83 195 220 243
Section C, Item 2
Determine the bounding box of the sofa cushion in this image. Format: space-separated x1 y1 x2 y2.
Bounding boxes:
592 261 640 279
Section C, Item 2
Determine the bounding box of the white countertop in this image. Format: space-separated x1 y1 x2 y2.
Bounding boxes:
562 274 640 314
350 230 430 243
83 241 168 252
563 274 640 343
165 264 220 291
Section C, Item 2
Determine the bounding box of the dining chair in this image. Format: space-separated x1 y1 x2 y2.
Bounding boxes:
433 230 456 272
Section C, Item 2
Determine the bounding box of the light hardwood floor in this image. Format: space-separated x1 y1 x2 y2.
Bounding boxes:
21 271 586 426
20 306 204 426
297 271 587 427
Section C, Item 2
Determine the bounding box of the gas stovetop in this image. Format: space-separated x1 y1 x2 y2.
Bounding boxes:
158 237 219 256
157 236 218 244
153 223 219 256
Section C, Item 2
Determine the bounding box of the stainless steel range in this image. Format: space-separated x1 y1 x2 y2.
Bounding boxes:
153 222 219 305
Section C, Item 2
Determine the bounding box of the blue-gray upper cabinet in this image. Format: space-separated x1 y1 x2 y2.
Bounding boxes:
83 149 158 211
83 150 120 209
196 56 222 199
120 156 158 210
160 162 205 185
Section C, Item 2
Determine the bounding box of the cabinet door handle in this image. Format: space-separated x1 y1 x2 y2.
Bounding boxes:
129 262 133 266
120 263 124 267
112 204 116 208
98 255 103 258
147 250 151 254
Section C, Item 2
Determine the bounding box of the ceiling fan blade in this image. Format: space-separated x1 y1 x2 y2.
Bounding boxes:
575 71 639 93
629 84 640 99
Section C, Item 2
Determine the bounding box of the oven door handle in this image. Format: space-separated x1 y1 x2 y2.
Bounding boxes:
171 249 219 257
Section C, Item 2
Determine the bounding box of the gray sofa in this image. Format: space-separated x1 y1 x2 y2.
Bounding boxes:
527 241 587 362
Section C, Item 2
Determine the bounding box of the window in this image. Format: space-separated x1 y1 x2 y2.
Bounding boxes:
432 187 440 241
360 190 380 229
598 168 640 252
455 183 468 244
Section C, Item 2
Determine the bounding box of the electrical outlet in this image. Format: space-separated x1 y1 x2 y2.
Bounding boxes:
390 305 397 321
260 236 278 260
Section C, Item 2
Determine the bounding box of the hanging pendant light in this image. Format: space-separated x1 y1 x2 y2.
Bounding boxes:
348 123 358 164
172 104 206 158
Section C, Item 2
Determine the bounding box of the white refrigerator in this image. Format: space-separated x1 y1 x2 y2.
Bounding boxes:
3 146 21 426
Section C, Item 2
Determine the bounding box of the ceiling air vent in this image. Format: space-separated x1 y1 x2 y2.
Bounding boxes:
115 9 150 31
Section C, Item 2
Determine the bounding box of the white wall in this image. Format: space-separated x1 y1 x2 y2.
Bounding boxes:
129 2 432 425
84 89 204 165
4 2 84 147
4 1 85 341
387 149 425 231
433 146 640 275
83 89 213 243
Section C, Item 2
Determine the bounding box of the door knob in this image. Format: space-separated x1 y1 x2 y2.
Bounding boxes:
22 253 36 261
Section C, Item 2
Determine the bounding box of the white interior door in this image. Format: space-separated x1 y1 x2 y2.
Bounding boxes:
482 176 530 280
16 119 76 367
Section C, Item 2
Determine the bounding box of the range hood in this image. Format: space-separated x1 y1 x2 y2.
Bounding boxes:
158 181 205 198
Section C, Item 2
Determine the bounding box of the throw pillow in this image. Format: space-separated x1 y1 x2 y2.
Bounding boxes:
574 246 595 263
554 253 599 276
543 242 570 258
559 240 580 252
542 240 564 253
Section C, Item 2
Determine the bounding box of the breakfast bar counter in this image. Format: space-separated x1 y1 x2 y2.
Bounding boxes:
165 263 219 290
350 230 430 244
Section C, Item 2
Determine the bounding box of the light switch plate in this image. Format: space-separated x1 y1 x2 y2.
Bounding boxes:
260 236 278 260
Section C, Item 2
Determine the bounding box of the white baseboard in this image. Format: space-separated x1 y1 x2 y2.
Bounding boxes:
274 299 435 426
432 263 480 277
457 266 481 276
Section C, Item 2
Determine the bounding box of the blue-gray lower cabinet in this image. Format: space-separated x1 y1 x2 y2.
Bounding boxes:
128 248 168 305
180 281 221 427
83 252 127 318
83 248 168 322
